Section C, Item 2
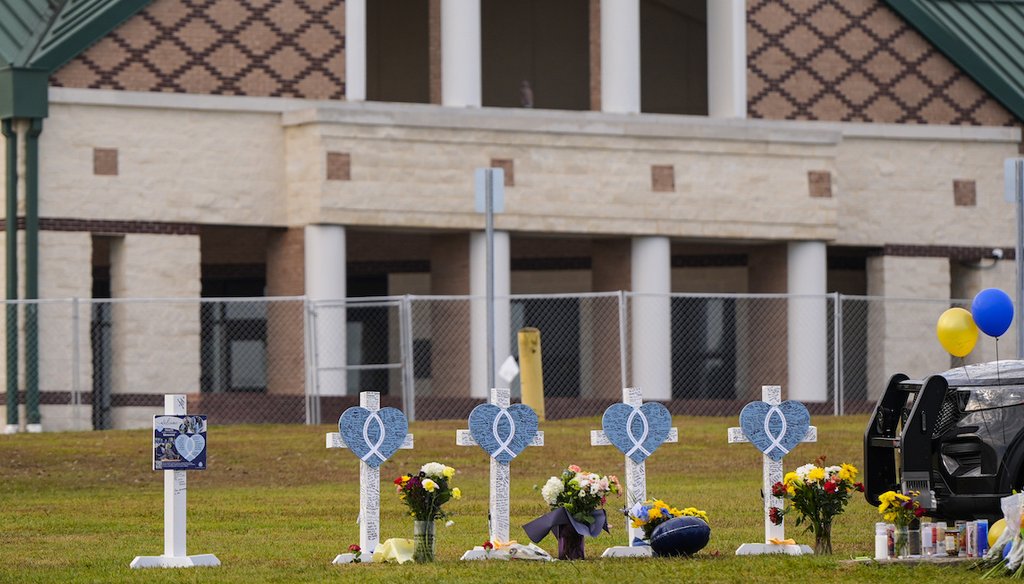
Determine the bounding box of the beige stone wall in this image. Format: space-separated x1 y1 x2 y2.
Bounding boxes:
110 234 201 395
304 120 839 240
38 232 93 408
40 104 286 225
836 137 1018 247
865 255 952 400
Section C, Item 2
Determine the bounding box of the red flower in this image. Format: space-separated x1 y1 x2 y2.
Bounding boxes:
824 480 838 494
349 544 361 552
914 507 926 517
483 541 494 550
854 482 865 492
394 477 403 485
771 481 787 497
768 507 783 526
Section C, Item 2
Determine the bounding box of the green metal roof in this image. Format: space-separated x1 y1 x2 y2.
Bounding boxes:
0 0 152 72
0 0 153 118
886 0 1024 122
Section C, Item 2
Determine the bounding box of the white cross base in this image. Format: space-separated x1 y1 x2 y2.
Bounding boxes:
727 385 816 556
326 391 414 565
457 388 544 561
590 387 678 558
130 394 220 569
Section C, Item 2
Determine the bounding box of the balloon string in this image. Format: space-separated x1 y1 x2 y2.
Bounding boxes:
995 338 1001 386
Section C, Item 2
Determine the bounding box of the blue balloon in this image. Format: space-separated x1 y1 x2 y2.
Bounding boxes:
1004 541 1013 559
972 288 1014 338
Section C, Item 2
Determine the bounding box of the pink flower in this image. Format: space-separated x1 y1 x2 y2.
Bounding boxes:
568 465 582 473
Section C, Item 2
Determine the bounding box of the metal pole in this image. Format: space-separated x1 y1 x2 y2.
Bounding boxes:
1016 160 1024 359
832 292 841 416
486 169 495 390
618 290 628 389
400 295 416 422
71 297 81 427
24 118 41 429
2 120 17 432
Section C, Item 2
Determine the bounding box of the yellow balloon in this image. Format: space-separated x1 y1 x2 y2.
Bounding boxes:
936 307 979 357
990 518 1007 548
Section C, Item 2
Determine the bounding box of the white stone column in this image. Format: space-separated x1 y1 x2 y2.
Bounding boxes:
441 0 481 107
601 0 640 114
305 224 347 396
630 236 671 400
707 0 747 119
470 230 510 398
787 241 827 402
345 0 366 101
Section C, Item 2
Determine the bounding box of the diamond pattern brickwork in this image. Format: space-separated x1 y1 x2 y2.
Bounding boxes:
51 0 345 100
747 0 1016 125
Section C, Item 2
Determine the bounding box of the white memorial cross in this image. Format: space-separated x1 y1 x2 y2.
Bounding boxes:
727 385 817 556
590 387 678 557
326 391 414 564
130 394 220 569
456 387 543 555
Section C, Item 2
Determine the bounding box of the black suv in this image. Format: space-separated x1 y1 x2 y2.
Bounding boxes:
865 360 1024 520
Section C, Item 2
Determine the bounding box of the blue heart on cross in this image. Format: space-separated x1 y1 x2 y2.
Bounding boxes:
468 403 539 463
738 400 810 462
338 406 409 468
601 402 673 464
173 434 205 462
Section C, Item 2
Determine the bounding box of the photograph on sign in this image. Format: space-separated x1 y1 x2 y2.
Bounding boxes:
153 415 208 471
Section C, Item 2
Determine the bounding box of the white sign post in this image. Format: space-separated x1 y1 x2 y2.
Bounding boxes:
130 394 220 569
727 385 816 555
591 387 678 558
457 387 543 560
327 392 414 564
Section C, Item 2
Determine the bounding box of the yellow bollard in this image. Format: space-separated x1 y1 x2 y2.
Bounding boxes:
518 328 545 420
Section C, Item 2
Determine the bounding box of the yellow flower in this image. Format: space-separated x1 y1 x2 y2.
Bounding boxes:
786 484 795 496
400 475 411 484
784 472 800 486
443 466 456 479
422 479 438 492
807 467 826 482
631 518 645 528
452 487 462 500
839 463 858 482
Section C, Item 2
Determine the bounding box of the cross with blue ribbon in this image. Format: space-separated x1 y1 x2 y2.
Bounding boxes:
456 388 544 549
727 385 817 555
590 387 678 555
326 391 414 564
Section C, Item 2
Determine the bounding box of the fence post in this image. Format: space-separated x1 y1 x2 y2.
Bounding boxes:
302 298 320 425
833 292 842 416
618 290 629 389
71 297 81 428
400 295 416 422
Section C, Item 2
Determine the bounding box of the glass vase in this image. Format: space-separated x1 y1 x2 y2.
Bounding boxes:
556 528 586 560
894 525 910 559
413 520 436 563
814 520 833 555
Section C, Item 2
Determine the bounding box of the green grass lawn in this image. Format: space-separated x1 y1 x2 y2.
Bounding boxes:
0 415 991 582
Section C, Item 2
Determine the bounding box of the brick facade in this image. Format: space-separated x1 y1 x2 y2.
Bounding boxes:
51 0 345 100
747 0 1016 125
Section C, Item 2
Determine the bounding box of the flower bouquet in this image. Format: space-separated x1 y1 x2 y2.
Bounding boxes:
394 462 461 562
876 489 923 558
522 465 620 559
627 500 710 556
769 459 864 554
628 500 709 542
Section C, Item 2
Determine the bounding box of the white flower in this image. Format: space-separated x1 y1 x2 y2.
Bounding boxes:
795 463 816 481
541 476 564 505
421 462 446 477
825 465 842 477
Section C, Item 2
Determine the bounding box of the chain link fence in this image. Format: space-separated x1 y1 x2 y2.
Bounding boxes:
0 293 1003 430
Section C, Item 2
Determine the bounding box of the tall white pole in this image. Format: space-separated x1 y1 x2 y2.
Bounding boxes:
630 236 671 400
601 0 641 114
707 0 747 119
787 241 827 402
345 0 366 101
441 0 481 107
165 394 187 558
305 225 347 396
